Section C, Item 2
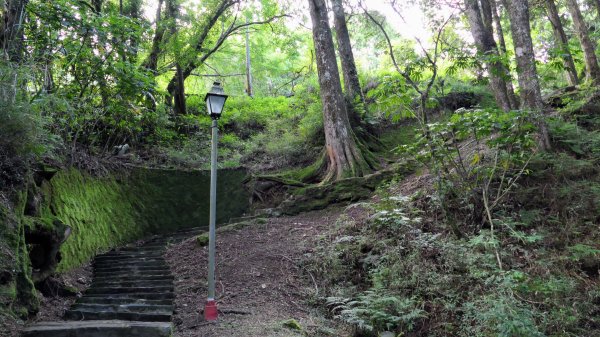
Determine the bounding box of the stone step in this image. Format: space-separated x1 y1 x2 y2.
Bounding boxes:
92 279 173 288
76 297 172 306
86 285 173 295
93 274 174 283
98 251 165 258
94 260 168 268
72 303 173 314
94 270 173 281
94 265 170 273
81 292 175 300
22 320 172 337
117 246 165 252
95 254 165 261
64 309 172 322
95 256 166 263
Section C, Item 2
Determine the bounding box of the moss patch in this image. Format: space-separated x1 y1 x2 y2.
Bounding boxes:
0 189 39 321
282 318 303 331
42 167 250 272
280 160 416 215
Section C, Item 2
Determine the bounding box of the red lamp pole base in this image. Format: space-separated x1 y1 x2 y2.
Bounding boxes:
204 299 218 321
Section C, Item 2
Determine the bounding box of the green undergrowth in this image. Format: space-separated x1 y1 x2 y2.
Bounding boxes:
304 105 600 336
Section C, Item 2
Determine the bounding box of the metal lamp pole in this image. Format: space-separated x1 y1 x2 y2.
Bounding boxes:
204 82 228 321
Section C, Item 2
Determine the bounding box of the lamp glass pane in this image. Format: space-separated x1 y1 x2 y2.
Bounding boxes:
210 96 225 115
206 95 226 115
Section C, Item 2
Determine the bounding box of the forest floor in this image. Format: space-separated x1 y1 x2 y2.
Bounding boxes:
164 207 351 337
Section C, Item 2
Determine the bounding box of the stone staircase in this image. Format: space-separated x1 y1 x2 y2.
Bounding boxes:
22 227 206 337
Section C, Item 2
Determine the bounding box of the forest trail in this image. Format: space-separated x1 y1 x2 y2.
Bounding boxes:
165 208 349 337
19 208 349 337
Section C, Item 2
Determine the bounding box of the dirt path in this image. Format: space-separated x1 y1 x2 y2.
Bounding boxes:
164 208 350 337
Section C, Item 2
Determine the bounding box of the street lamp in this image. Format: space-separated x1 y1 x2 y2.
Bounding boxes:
204 81 228 321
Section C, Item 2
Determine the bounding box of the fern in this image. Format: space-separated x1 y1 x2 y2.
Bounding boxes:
327 290 426 333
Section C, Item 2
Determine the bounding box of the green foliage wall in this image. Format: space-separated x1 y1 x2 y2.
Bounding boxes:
45 168 249 272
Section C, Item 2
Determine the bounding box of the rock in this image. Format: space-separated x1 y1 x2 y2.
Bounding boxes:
282 318 302 331
196 234 209 247
113 144 130 156
24 216 70 283
543 86 578 108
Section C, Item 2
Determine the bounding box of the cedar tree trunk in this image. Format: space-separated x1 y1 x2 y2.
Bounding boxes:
546 0 579 86
566 0 600 84
0 0 28 62
464 0 513 111
331 0 363 104
489 0 519 108
308 0 371 181
505 0 551 150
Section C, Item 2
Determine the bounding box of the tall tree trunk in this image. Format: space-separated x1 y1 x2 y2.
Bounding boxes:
464 0 512 111
308 0 371 181
566 0 600 84
164 0 186 114
490 0 507 54
489 0 519 108
591 0 600 19
142 0 165 73
505 0 551 150
331 0 363 104
165 0 233 114
0 0 28 62
546 0 579 86
245 17 253 97
91 0 102 13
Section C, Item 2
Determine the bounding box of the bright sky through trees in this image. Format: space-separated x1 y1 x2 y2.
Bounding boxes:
141 0 441 41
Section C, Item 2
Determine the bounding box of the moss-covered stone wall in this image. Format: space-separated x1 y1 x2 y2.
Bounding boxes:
44 167 249 272
0 191 39 321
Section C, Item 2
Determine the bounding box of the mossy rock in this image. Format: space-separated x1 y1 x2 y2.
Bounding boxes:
280 160 416 215
196 219 259 247
196 233 209 247
0 190 39 319
281 318 303 331
547 87 600 130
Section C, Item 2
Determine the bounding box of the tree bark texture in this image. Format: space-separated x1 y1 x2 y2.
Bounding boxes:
331 0 363 103
92 0 103 13
308 0 370 181
0 0 28 62
142 0 165 74
165 0 187 114
490 0 507 54
505 0 551 150
489 0 519 108
464 0 513 111
545 0 579 86
245 18 253 97
566 0 600 84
